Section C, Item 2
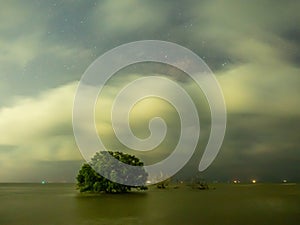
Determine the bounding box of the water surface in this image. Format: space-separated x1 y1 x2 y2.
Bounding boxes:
0 183 299 225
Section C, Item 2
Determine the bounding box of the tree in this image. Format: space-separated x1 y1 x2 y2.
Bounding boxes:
76 151 148 193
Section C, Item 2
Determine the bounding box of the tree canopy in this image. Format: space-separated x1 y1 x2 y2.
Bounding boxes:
76 151 148 193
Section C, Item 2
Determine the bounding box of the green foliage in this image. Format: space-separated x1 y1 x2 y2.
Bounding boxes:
76 151 148 193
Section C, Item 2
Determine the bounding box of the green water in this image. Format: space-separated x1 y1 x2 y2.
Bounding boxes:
0 183 299 225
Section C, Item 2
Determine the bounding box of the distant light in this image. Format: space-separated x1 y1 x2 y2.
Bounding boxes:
282 179 287 183
252 179 256 184
233 180 240 184
41 180 46 184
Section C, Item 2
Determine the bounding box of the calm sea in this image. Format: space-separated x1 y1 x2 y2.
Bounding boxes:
0 183 299 225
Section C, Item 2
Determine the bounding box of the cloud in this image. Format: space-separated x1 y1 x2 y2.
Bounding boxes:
218 58 300 116
0 1 94 106
91 0 169 36
0 82 81 159
1 0 300 182
179 0 300 116
0 73 193 178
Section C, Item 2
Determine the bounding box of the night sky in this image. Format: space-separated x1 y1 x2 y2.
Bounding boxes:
0 0 299 182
